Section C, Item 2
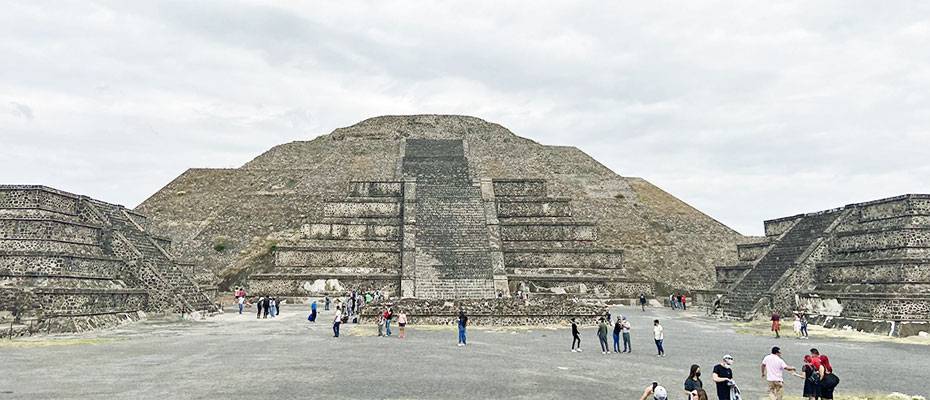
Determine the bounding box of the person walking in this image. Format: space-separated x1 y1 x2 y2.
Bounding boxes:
612 317 622 353
621 316 632 353
237 295 245 315
332 307 342 338
256 296 265 319
570 318 582 352
653 319 665 357
457 309 468 346
771 311 781 338
711 355 735 400
793 315 803 339
324 295 331 311
640 293 647 311
597 318 609 354
800 315 809 339
308 301 318 322
761 346 796 400
684 364 704 400
681 294 687 311
397 311 408 339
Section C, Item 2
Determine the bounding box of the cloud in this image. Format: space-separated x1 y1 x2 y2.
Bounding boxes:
1 1 929 235
9 101 33 120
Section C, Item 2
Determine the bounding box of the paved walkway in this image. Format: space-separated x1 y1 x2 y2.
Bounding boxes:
0 305 927 399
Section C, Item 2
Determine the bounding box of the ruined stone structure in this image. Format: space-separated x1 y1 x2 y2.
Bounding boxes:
0 186 216 336
709 194 930 336
138 115 742 302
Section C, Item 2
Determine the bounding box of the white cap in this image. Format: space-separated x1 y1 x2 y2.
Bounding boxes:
653 386 668 400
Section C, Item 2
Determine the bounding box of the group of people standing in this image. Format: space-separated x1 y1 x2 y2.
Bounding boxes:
254 296 282 319
770 312 811 339
669 293 688 310
640 347 839 400
570 315 640 355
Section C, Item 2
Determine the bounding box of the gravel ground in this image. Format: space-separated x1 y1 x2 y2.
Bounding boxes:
0 305 927 399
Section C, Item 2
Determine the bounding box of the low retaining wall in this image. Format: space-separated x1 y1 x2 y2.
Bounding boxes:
358 297 607 326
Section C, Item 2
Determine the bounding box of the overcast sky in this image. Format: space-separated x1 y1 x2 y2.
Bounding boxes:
2 1 929 235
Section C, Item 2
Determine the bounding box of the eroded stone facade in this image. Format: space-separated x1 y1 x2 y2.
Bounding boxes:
709 194 930 336
0 186 216 337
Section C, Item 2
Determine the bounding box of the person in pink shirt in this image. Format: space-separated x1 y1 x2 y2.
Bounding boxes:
761 346 796 400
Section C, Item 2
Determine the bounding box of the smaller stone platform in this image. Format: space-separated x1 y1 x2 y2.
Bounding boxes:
358 296 607 326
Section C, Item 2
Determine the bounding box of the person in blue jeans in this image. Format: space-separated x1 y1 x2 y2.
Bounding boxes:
612 317 622 352
385 308 393 337
457 309 468 346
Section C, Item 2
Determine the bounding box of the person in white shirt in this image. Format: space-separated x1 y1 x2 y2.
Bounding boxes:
332 307 343 338
761 346 796 400
653 319 665 357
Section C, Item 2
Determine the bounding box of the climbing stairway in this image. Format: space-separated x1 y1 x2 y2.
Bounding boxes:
91 201 216 313
722 211 840 319
403 139 496 298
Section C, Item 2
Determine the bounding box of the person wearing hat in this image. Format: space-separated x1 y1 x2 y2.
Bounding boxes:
712 355 735 400
639 382 668 400
761 346 797 400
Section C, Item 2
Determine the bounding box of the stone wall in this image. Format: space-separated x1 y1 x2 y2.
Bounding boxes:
0 185 215 336
715 194 930 336
358 297 608 326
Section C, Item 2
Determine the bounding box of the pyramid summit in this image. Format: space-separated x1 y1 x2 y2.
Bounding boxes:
137 115 744 301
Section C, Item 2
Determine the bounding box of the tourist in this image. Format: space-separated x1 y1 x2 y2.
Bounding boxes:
675 293 682 310
621 316 632 353
612 316 623 353
597 317 609 354
761 346 796 400
711 355 734 400
324 295 330 311
639 382 668 400
308 301 317 322
681 294 687 311
384 308 393 337
800 315 809 339
333 306 342 337
669 294 676 309
377 312 385 336
653 319 665 357
397 311 407 339
771 311 781 338
256 296 264 319
457 309 468 346
570 318 582 352
261 296 270 319
684 364 704 399
793 315 803 339
640 293 647 311
810 348 838 399
237 295 245 315
793 355 820 400
270 297 279 318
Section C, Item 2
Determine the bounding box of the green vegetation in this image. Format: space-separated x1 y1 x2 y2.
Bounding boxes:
212 236 231 252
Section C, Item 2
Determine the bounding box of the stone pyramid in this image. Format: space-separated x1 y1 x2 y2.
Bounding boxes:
137 115 744 300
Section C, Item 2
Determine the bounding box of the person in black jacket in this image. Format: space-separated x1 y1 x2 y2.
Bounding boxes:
570 318 582 352
613 317 623 352
261 297 270 319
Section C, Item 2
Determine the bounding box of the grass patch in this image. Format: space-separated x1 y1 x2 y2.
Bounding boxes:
212 236 231 252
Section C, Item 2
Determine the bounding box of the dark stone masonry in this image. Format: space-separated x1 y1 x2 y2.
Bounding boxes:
704 194 930 336
9 115 925 336
0 186 216 337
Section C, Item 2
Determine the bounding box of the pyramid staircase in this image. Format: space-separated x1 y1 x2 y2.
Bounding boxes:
721 211 841 319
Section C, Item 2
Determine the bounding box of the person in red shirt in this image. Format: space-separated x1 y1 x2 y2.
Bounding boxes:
771 312 781 338
810 348 838 399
